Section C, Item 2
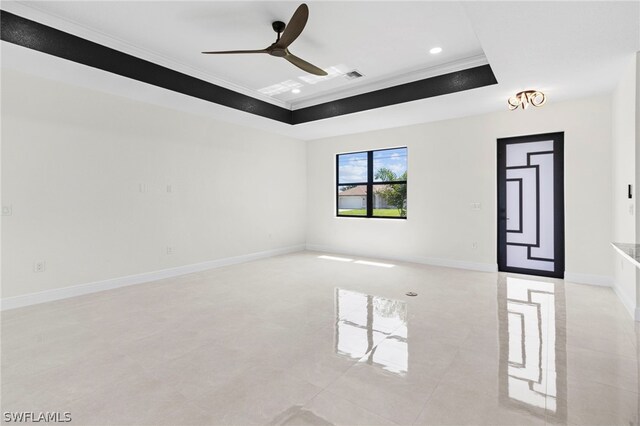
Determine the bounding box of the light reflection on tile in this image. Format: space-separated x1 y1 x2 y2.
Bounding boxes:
498 276 567 423
3 252 639 425
267 405 332 426
353 260 395 268
335 288 408 374
318 255 354 262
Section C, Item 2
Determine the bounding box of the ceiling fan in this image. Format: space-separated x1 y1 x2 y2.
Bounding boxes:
202 3 327 76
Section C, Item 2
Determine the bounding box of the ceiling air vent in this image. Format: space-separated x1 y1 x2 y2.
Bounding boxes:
344 70 364 80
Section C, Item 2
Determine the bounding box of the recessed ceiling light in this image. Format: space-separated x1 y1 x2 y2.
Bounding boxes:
291 88 301 94
429 47 443 54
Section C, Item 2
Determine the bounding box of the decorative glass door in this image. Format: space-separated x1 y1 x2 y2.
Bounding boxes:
497 132 564 278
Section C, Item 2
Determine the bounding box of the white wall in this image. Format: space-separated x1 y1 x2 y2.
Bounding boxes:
307 95 613 281
636 52 640 314
611 53 638 318
1 70 307 300
0 68 625 308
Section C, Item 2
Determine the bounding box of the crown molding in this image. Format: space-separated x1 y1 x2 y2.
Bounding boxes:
3 1 291 110
291 54 489 110
3 2 490 113
1 8 497 125
292 64 497 124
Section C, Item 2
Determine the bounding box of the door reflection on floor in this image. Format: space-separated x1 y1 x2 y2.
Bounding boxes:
498 276 567 422
334 288 408 375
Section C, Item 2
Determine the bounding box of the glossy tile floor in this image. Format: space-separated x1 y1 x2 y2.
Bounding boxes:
2 251 638 425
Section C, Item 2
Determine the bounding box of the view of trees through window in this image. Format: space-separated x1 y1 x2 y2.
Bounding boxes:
337 147 407 218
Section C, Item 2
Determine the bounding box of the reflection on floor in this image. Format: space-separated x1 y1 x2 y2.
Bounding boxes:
268 405 333 426
1 251 638 425
335 289 408 375
499 277 566 422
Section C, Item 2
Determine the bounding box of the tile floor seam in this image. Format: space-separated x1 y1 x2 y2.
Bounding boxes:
407 376 446 426
4 349 160 410
562 344 640 366
563 342 638 360
2 338 124 376
304 333 394 398
563 377 640 396
149 352 326 424
320 387 403 426
326 290 410 371
408 347 463 426
302 327 413 426
3 253 639 426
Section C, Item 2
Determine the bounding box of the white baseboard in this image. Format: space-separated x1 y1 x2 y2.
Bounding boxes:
568 269 639 322
417 256 498 273
0 244 305 311
305 244 498 273
563 272 614 287
610 281 639 321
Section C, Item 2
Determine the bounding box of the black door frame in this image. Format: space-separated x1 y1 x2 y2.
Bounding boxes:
497 132 565 278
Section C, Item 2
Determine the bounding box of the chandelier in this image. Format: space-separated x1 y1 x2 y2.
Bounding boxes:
508 90 546 110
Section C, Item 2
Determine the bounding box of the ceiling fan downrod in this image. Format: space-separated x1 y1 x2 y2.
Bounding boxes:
272 21 286 42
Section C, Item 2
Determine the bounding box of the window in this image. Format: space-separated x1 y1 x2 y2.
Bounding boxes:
337 147 407 219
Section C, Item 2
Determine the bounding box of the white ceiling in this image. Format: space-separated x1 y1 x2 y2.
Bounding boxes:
1 1 639 140
2 1 488 108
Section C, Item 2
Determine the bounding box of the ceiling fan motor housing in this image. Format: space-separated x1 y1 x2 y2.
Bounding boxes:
270 21 288 56
272 21 286 34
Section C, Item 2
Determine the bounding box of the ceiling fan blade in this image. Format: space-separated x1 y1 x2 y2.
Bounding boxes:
202 49 268 54
284 53 327 76
275 3 308 48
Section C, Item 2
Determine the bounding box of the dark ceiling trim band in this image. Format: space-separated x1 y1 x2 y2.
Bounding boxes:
292 64 498 124
0 10 292 124
1 10 498 126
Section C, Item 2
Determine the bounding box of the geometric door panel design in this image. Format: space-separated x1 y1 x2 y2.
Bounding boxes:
498 133 564 278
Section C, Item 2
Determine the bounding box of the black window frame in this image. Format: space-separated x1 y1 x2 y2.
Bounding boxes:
336 147 408 220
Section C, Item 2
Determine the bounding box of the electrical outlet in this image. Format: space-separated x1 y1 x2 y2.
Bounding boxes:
2 205 12 216
472 242 478 249
33 261 46 273
470 202 481 211
166 246 174 255
166 184 173 193
139 183 147 193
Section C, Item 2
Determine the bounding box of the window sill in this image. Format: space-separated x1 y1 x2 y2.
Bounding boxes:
335 215 407 220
